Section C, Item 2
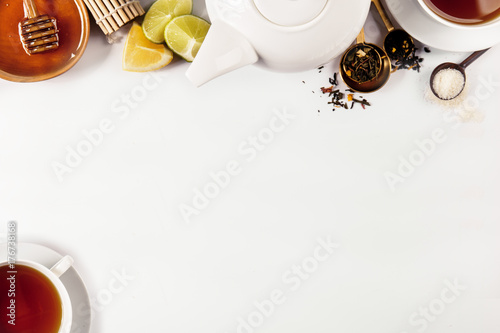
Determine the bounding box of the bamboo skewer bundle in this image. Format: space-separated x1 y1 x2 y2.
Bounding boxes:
83 0 145 35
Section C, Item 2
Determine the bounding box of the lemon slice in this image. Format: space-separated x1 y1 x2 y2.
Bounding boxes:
164 15 210 62
142 0 193 43
123 22 173 72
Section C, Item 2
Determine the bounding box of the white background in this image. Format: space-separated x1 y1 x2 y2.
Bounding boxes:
1 0 499 332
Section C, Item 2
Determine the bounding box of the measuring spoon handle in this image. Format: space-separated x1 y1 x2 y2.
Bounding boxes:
460 48 489 69
371 0 395 32
356 28 365 44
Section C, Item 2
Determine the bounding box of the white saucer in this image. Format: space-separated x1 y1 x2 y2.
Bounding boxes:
384 0 500 52
0 243 91 333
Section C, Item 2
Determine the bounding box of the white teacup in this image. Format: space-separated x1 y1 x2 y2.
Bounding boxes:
417 0 500 30
0 256 74 333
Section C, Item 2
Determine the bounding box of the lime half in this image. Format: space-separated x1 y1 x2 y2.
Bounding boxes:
164 15 211 62
142 0 192 44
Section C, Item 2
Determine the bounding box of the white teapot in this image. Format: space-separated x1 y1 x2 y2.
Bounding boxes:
186 0 372 86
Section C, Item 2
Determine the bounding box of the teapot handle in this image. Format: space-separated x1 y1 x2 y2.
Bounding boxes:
186 20 258 87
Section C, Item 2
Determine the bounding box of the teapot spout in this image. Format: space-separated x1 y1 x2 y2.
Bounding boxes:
186 20 258 87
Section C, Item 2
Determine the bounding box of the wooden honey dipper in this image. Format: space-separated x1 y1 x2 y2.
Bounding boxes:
20 0 59 54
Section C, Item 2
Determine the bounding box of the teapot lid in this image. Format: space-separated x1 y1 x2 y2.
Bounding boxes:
253 0 328 26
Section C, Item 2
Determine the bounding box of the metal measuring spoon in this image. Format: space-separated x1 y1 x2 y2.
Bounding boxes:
340 28 391 93
430 49 489 100
371 0 415 61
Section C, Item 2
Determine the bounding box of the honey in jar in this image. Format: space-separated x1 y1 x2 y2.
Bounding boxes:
0 0 89 81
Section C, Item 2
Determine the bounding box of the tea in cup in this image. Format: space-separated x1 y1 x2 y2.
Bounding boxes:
0 256 74 333
418 0 500 28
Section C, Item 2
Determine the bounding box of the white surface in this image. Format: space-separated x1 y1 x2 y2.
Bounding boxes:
1 1 500 333
388 0 500 51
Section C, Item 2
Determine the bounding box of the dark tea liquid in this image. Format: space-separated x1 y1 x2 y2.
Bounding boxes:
0 264 63 333
423 0 500 24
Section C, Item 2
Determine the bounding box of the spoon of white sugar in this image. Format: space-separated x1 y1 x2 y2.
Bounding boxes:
430 49 489 100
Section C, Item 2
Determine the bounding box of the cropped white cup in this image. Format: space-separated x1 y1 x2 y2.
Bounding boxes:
416 0 500 30
0 256 74 333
